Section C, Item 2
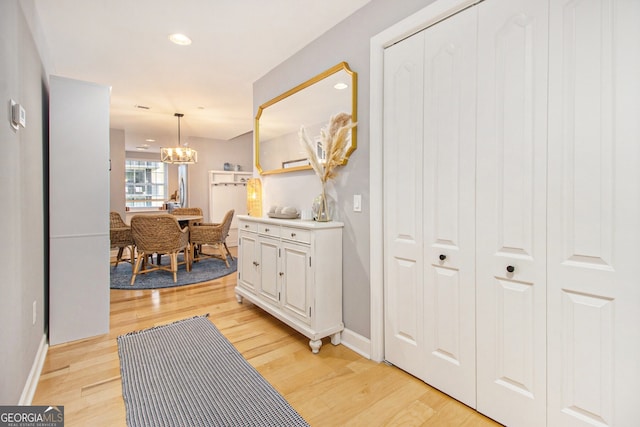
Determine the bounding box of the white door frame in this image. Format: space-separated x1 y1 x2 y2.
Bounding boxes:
369 0 481 362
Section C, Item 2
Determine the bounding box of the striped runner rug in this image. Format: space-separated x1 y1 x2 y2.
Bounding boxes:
117 315 309 426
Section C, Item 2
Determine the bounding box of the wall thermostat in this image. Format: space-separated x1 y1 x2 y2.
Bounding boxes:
10 100 26 129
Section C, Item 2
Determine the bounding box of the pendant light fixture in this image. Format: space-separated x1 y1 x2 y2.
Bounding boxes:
160 113 198 164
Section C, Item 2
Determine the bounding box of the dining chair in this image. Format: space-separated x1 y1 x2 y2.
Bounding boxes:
171 207 203 225
189 209 235 267
171 207 203 216
110 211 135 268
130 214 191 285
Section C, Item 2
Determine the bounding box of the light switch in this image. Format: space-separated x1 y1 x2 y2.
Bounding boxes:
10 99 25 129
353 194 362 212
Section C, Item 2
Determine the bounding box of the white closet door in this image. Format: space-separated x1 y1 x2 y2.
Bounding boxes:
422 5 477 408
475 0 549 425
383 30 426 378
547 0 640 425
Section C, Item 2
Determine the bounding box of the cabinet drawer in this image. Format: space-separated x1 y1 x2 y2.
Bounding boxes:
281 227 311 244
239 221 257 233
258 224 280 237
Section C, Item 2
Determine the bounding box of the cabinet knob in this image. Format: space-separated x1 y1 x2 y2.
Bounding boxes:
439 254 446 261
506 265 515 273
244 224 250 228
265 228 270 232
253 261 259 267
291 232 296 237
279 272 284 276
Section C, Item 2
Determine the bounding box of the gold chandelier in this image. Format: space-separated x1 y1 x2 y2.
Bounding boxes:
160 113 198 164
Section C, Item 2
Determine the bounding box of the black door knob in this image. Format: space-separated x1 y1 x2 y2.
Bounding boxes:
506 265 515 273
439 254 446 261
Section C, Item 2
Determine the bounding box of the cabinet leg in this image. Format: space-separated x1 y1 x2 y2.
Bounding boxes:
330 332 341 346
235 294 243 304
309 339 322 354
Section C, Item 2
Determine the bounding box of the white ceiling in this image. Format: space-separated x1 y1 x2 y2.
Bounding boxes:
32 0 370 151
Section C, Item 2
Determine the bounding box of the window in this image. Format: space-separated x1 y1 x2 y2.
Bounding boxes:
125 160 167 208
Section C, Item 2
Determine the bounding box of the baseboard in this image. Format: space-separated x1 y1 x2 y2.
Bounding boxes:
19 334 48 405
340 328 371 359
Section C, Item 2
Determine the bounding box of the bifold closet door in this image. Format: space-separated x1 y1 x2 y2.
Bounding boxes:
421 5 477 408
475 0 549 426
383 30 426 380
547 0 640 425
383 6 478 407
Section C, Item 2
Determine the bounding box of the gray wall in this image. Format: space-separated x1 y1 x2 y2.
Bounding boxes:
0 0 47 404
253 0 437 338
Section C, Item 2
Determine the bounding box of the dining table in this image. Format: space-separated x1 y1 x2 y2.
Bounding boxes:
170 214 204 262
172 214 204 228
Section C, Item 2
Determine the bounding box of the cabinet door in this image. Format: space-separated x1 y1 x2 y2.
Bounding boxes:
547 1 640 425
422 4 478 408
238 232 258 292
257 236 280 306
281 241 311 325
475 0 549 425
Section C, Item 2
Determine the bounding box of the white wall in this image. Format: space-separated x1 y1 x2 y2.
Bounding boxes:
49 76 110 346
0 0 47 404
253 0 438 339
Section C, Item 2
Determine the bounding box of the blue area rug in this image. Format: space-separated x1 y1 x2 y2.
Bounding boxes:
110 254 237 289
118 315 309 427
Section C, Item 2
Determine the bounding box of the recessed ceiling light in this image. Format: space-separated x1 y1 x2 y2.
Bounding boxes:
169 33 192 46
334 82 348 90
145 139 155 143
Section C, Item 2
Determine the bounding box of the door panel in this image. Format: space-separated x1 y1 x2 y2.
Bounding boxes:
238 233 258 292
559 291 614 424
547 0 640 424
493 277 536 398
476 0 548 425
422 5 477 408
281 242 311 324
553 0 613 271
383 30 426 378
430 266 461 362
258 237 279 306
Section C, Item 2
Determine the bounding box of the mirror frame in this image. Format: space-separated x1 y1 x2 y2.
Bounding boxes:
255 61 357 175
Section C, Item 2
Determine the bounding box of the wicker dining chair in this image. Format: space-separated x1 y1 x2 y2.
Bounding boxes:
110 211 135 268
171 207 203 227
130 214 191 285
171 207 203 216
189 209 235 268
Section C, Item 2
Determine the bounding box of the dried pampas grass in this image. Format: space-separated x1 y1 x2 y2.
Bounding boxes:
299 113 357 183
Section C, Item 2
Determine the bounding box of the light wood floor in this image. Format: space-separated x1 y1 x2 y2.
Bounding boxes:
33 251 501 426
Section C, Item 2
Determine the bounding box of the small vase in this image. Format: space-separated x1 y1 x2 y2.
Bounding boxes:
312 184 333 222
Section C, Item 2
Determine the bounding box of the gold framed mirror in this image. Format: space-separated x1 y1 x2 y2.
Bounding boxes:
255 62 357 175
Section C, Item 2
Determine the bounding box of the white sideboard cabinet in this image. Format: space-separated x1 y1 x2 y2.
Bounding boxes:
235 215 344 353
